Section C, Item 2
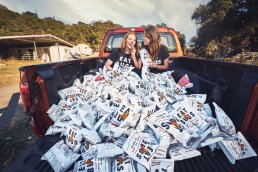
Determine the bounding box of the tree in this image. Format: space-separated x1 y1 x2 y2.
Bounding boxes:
191 0 258 58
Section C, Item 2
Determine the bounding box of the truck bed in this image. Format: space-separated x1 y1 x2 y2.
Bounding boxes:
5 135 258 172
5 57 258 172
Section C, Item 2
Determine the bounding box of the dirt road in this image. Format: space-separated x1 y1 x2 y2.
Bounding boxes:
0 85 37 170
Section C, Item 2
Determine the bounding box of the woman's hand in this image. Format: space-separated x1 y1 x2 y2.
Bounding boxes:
149 62 158 68
130 47 136 59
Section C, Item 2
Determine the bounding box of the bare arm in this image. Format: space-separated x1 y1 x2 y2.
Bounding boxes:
104 59 114 71
131 48 142 69
149 58 169 70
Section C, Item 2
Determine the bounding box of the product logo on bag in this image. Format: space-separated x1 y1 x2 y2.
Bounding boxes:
196 101 203 111
116 154 130 171
115 105 130 122
67 128 78 146
78 159 94 171
176 107 196 125
161 118 183 132
136 140 155 161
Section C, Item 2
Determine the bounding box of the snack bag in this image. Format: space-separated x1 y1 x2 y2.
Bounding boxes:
41 140 80 172
148 110 191 147
150 159 174 172
58 100 78 116
113 134 128 148
111 103 142 127
218 131 257 164
47 104 63 122
172 101 210 135
112 153 135 172
73 157 111 172
58 86 78 101
139 49 152 80
213 102 236 136
81 142 98 159
98 123 127 141
168 141 201 161
65 125 83 152
146 121 173 158
81 128 101 144
177 74 190 87
122 130 158 170
78 103 97 129
151 90 168 110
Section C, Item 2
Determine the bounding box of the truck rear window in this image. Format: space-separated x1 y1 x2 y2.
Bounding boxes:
105 32 177 52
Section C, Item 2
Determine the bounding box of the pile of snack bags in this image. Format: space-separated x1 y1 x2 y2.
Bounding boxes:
41 64 257 172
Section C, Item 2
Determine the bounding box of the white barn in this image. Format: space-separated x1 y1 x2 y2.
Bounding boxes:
0 34 74 62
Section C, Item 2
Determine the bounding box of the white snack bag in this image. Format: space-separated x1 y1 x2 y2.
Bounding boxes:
78 103 97 129
139 49 152 80
203 103 213 117
97 142 124 158
94 112 111 130
112 153 135 172
148 110 191 147
186 94 207 104
151 90 168 110
162 88 177 104
172 101 210 134
213 102 236 136
150 159 174 172
73 78 81 87
65 125 83 152
83 74 95 86
45 126 64 135
122 130 158 170
218 131 257 164
98 123 127 141
111 103 142 127
136 101 156 131
161 71 176 87
168 141 201 161
41 140 80 172
68 113 82 126
73 157 111 172
81 142 98 159
47 104 63 122
58 86 77 100
58 100 78 115
81 142 124 160
146 121 173 158
81 128 101 144
113 135 128 148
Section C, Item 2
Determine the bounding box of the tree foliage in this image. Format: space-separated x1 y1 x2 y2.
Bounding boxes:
0 5 121 51
191 0 258 58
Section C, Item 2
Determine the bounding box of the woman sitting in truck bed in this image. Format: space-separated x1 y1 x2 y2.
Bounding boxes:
140 25 169 74
104 31 142 71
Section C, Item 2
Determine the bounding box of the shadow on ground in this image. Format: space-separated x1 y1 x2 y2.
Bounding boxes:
0 93 20 131
0 92 37 170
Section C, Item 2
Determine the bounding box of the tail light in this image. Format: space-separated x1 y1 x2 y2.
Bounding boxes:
20 82 32 114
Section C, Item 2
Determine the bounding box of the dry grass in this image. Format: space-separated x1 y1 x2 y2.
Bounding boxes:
0 58 42 88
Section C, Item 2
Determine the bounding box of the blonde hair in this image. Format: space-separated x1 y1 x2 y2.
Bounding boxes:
121 31 139 56
142 25 161 61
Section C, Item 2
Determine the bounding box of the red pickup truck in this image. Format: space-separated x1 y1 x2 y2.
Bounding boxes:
5 27 258 172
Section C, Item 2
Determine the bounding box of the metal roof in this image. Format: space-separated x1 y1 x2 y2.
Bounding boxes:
0 34 74 47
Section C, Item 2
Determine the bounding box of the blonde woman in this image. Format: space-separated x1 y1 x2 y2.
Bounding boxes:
140 25 169 74
105 32 142 71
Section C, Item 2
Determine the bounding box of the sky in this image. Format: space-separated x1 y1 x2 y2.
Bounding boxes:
0 0 209 43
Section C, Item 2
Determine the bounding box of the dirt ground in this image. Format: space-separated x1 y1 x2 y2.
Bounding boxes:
0 85 38 171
